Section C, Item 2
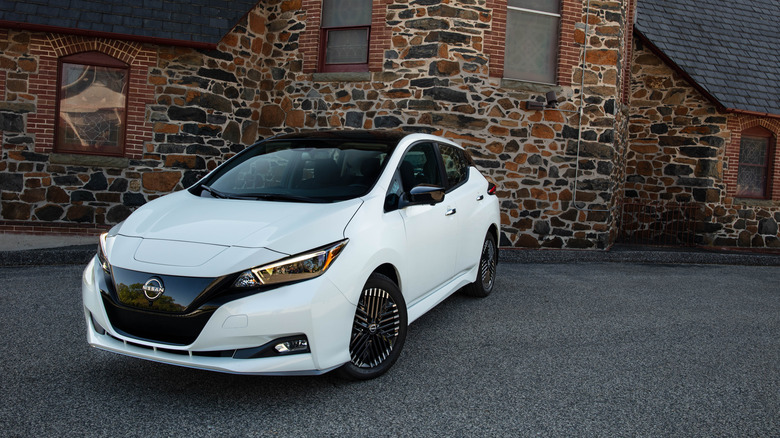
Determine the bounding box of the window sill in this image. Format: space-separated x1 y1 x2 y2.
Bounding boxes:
500 78 562 94
312 72 371 83
50 153 129 168
733 197 780 207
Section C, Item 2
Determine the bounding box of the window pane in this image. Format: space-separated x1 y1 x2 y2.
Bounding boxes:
737 164 766 197
737 135 769 197
504 9 559 83
400 143 442 191
508 0 560 14
439 144 469 188
58 62 127 153
322 0 372 27
325 29 369 64
739 136 768 165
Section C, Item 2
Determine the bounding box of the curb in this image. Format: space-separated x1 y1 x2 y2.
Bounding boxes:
499 246 780 266
2 244 780 267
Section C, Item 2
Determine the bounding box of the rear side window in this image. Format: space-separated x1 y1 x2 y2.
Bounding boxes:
439 144 470 190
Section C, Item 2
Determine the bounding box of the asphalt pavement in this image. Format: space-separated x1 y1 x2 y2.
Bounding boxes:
1 261 778 436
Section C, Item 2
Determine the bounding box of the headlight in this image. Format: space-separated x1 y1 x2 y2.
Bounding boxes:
97 233 111 274
233 239 348 288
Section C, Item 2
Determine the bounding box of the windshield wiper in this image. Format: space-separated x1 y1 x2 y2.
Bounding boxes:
200 185 255 200
200 184 228 198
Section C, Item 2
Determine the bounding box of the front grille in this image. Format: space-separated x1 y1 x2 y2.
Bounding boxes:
99 267 269 346
102 293 215 345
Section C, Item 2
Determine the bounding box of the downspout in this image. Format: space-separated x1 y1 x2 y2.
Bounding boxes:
570 0 620 213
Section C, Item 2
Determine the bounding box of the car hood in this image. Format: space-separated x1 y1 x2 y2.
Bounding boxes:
107 190 362 276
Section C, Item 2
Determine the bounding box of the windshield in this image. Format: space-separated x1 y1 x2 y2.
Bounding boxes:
194 138 395 202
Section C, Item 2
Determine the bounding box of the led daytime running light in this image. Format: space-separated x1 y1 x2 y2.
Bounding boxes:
98 233 111 273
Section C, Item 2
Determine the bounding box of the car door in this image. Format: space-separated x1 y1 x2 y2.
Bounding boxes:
438 143 486 276
386 142 458 305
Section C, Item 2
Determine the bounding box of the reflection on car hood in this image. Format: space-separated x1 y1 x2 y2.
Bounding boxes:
116 190 362 254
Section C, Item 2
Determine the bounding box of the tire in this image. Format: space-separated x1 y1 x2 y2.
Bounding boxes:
462 232 498 298
339 273 407 380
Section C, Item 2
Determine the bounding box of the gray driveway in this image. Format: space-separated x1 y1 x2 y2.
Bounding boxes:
1 262 778 436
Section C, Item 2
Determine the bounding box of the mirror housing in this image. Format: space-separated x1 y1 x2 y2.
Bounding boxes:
408 184 445 205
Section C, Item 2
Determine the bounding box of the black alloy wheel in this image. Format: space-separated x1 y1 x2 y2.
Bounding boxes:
463 232 498 297
339 273 407 380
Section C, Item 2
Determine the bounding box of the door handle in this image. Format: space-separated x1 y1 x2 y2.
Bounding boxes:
476 195 484 201
446 208 457 216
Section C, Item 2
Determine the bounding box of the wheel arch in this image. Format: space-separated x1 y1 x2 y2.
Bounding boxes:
488 223 500 253
372 263 400 289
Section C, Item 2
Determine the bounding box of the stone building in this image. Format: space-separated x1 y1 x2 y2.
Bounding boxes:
627 0 780 249
3 0 632 250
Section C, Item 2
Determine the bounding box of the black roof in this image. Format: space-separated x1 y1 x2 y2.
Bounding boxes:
0 0 259 47
635 0 780 116
273 130 409 144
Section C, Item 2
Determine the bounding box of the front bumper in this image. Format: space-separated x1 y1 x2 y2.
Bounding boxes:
82 257 355 375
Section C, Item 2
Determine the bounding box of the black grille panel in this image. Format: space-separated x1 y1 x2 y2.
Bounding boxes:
102 293 214 345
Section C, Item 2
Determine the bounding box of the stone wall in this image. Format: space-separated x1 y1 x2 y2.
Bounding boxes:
1 0 634 250
244 0 633 249
627 37 780 248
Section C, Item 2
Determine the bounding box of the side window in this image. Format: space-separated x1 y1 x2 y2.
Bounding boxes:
385 142 443 211
736 126 775 199
439 144 470 190
319 0 372 72
399 142 443 191
55 51 129 156
503 0 561 84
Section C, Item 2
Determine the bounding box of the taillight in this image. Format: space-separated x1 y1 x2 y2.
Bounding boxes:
486 176 498 195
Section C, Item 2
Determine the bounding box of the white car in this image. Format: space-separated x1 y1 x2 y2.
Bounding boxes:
82 130 500 379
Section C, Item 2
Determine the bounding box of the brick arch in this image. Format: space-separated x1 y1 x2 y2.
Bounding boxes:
724 114 780 199
739 116 780 137
24 33 156 158
46 34 142 64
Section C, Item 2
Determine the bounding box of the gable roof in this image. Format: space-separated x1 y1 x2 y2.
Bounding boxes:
0 0 259 48
635 0 780 117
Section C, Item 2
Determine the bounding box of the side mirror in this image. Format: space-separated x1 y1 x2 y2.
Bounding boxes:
408 184 445 205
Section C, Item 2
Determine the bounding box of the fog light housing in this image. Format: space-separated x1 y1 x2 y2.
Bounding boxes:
233 335 311 359
275 338 309 355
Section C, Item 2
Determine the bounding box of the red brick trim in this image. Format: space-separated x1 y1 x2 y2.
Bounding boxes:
0 220 109 236
723 115 780 200
484 0 506 77
24 32 155 160
300 0 392 74
485 0 580 86
369 0 393 72
300 0 321 74
557 0 579 86
621 0 636 104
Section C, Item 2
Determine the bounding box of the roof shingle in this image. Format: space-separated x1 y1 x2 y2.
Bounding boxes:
635 0 780 116
0 0 260 47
